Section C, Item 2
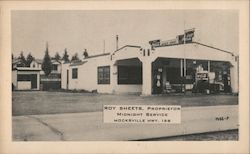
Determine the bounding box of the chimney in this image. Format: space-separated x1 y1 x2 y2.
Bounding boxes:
83 49 88 59
103 40 105 54
116 35 119 50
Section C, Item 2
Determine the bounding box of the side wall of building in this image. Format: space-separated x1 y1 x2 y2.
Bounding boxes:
61 63 70 89
113 84 142 94
66 55 113 93
12 70 17 88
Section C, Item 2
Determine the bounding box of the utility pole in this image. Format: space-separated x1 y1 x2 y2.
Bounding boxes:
183 22 186 94
116 35 119 50
103 40 106 54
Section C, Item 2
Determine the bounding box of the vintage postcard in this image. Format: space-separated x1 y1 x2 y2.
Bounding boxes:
0 0 249 153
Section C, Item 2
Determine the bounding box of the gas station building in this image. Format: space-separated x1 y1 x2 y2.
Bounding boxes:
61 29 239 95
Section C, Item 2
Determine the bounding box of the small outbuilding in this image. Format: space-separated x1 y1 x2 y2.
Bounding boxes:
12 67 41 90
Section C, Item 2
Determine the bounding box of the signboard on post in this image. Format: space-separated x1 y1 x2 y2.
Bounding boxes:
149 39 161 49
184 28 195 43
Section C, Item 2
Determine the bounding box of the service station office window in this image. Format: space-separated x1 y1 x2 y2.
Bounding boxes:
98 66 110 84
72 68 78 79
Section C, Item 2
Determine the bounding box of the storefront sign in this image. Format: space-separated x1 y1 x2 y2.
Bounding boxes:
161 39 178 47
149 29 195 48
149 39 161 48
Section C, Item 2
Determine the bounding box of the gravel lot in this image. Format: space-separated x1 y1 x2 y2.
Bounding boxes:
12 91 238 116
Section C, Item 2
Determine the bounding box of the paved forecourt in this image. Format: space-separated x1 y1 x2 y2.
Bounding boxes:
13 105 238 141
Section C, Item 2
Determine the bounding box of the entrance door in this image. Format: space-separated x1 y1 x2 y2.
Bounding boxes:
66 69 69 89
31 74 37 89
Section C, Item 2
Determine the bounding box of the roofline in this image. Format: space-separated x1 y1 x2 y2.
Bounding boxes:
13 67 41 71
193 42 235 56
33 59 43 64
70 61 87 66
154 41 235 56
113 45 141 54
51 59 62 64
84 53 110 59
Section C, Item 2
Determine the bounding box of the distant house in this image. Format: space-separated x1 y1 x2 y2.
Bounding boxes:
12 58 63 91
12 58 26 69
50 59 62 74
30 59 42 69
30 59 62 75
30 58 62 90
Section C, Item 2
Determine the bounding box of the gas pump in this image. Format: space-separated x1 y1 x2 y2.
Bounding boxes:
193 65 218 94
156 68 163 94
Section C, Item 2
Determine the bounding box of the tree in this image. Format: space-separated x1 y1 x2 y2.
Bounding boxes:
62 48 70 62
83 49 89 58
54 52 61 61
42 49 52 76
17 51 26 67
12 53 15 69
26 53 34 67
71 53 79 62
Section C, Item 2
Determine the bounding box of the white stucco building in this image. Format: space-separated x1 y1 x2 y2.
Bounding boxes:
61 30 239 95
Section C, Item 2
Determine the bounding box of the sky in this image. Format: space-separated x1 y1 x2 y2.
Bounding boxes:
11 10 238 59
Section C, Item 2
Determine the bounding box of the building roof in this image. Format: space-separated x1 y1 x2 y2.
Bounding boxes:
153 41 235 62
12 58 21 64
153 41 235 56
33 59 43 64
193 42 235 56
51 59 62 64
70 60 87 66
33 59 62 64
84 53 110 59
14 67 41 71
112 45 141 54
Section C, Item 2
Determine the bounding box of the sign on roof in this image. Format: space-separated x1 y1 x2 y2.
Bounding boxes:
149 29 195 48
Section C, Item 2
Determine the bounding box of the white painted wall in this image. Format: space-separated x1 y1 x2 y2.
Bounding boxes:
61 63 70 89
30 61 41 69
12 70 17 88
51 61 62 74
30 61 44 75
230 59 239 93
152 43 234 62
67 55 113 93
113 85 142 94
